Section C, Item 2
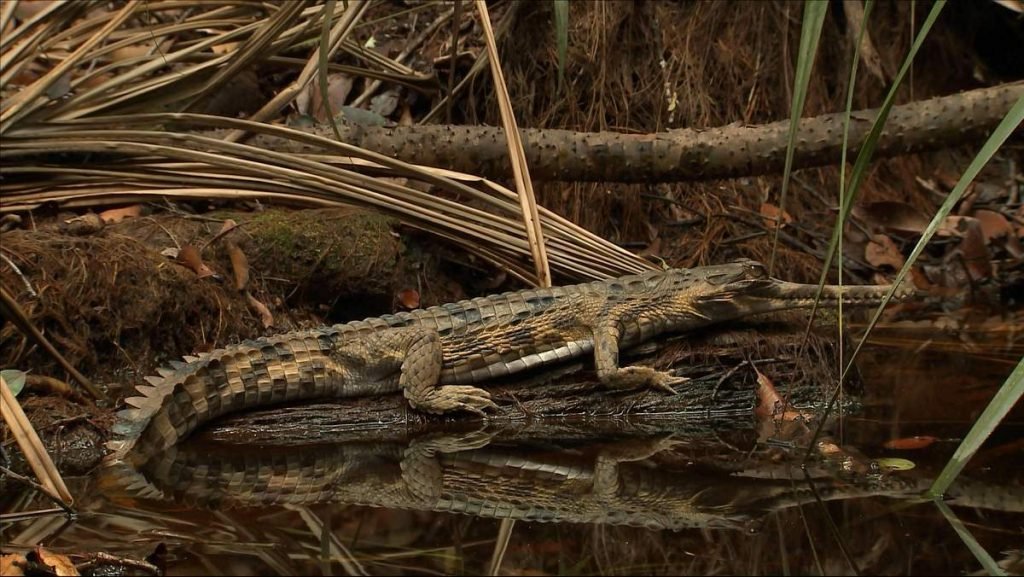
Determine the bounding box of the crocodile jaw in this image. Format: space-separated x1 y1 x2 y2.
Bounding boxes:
696 278 915 320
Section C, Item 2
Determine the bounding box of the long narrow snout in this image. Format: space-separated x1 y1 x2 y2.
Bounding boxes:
696 276 916 320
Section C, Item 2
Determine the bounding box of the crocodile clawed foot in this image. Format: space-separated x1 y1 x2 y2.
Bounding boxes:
650 373 688 395
604 366 687 394
414 385 499 416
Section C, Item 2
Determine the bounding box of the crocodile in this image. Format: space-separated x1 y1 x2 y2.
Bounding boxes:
107 259 914 463
102 430 1024 531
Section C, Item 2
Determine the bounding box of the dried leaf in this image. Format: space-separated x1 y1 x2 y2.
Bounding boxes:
938 215 975 237
753 367 782 420
864 234 904 270
177 245 216 279
883 435 938 450
218 219 239 235
0 554 26 576
245 292 274 328
759 202 793 229
396 288 420 310
973 209 1024 258
98 204 141 223
33 547 79 576
309 73 354 122
974 209 1013 243
943 216 992 280
63 212 104 235
226 241 250 291
854 201 930 234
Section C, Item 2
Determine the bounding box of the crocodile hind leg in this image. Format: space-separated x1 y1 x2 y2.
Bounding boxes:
357 327 498 415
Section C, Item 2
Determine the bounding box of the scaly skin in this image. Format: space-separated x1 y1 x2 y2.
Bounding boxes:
102 432 1023 530
107 260 914 463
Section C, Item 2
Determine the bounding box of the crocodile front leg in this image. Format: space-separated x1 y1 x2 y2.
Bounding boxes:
593 320 686 394
359 327 498 415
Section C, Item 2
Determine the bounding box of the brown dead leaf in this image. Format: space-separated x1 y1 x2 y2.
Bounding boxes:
309 73 354 122
753 367 810 422
753 367 782 420
883 435 938 450
177 245 216 279
33 547 79 576
396 288 420 310
98 204 141 223
956 217 993 280
910 267 935 291
226 241 250 291
759 203 793 230
1 554 27 576
854 201 930 235
974 209 1013 242
974 209 1024 259
218 219 239 235
865 234 904 270
245 291 274 328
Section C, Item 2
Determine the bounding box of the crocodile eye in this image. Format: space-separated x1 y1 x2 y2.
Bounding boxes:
746 262 768 279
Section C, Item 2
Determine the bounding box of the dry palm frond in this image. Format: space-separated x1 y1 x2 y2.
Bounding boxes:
0 1 646 284
1 114 649 282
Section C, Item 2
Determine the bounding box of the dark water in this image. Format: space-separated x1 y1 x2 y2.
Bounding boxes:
2 333 1021 576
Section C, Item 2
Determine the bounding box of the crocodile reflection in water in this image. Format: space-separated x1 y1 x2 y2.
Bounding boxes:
100 426 1023 531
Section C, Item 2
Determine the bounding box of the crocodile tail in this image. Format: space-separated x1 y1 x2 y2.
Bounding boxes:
105 356 206 463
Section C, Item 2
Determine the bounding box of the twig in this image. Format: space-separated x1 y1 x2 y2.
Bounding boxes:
74 552 161 576
0 286 106 401
0 465 75 517
0 251 36 296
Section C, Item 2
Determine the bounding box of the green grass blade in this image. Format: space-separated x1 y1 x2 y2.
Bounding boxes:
815 0 947 287
769 0 827 272
933 500 1007 575
553 0 568 93
842 94 1024 384
928 357 1024 498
